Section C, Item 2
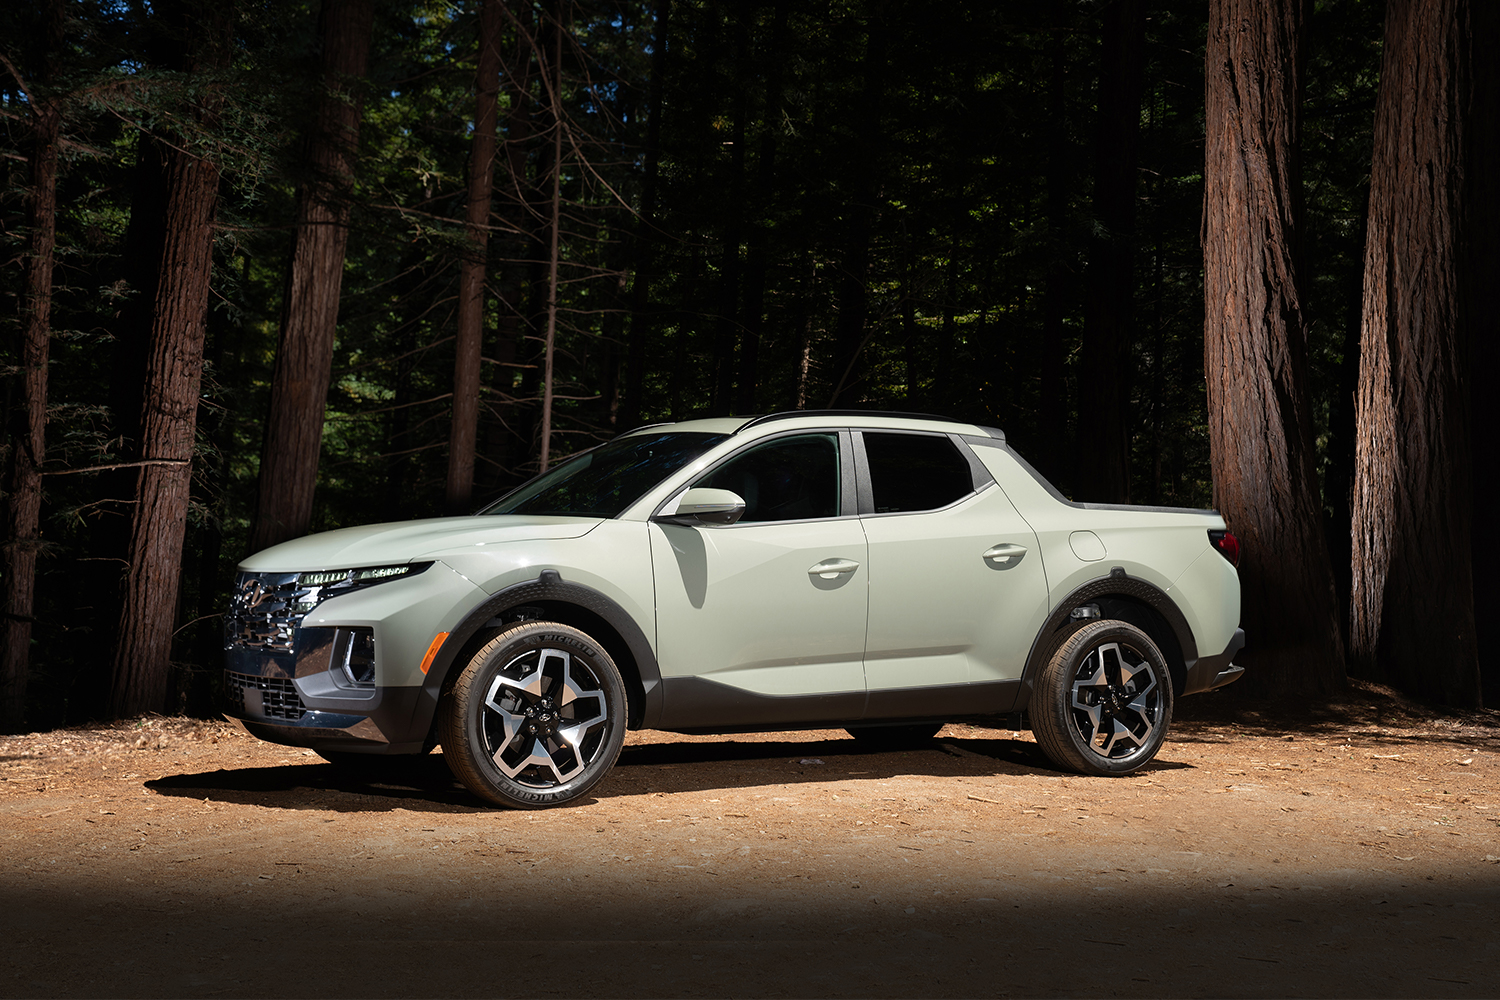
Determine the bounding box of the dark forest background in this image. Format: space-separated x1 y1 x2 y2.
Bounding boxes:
1 0 1494 733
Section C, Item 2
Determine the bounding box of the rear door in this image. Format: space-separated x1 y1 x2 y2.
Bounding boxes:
857 431 1048 717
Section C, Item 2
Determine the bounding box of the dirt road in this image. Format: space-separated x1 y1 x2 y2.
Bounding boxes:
3 684 1498 998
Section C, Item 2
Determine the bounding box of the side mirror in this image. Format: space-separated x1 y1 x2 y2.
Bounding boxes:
655 487 746 526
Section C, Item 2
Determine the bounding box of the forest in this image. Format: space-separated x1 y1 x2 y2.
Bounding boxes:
0 0 1494 734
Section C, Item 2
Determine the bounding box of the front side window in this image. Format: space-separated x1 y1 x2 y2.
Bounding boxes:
482 432 729 518
694 433 840 523
863 432 975 513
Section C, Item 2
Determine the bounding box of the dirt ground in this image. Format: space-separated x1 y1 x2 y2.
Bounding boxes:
2 681 1499 999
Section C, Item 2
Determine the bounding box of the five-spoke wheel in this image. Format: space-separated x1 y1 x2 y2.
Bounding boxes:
441 621 626 808
1031 619 1172 776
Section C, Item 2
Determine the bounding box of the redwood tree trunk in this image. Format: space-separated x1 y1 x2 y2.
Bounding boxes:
1 79 61 734
828 3 886 408
108 1 232 716
622 0 669 429
446 0 503 513
1203 0 1345 696
1076 0 1145 504
1350 0 1496 707
250 0 374 552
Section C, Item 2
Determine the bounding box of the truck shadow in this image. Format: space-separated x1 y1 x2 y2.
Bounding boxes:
143 734 1189 812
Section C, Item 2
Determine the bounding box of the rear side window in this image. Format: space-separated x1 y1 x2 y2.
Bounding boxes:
862 433 975 514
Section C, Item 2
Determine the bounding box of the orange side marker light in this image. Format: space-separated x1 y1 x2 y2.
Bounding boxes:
419 632 450 675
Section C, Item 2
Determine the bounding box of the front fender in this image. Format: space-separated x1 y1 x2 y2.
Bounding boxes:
411 570 664 740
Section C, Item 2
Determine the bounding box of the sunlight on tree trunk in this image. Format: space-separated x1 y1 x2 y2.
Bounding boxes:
1350 0 1495 708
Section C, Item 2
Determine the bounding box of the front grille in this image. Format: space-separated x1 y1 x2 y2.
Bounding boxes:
225 573 310 653
224 671 306 721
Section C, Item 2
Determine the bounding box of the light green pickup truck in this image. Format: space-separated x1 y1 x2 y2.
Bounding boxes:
225 411 1243 807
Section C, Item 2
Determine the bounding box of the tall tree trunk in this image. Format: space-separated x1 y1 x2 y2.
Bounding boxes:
537 7 564 471
709 1 748 417
736 0 786 416
1076 0 1145 503
250 0 374 551
1350 0 1496 707
1203 0 1346 697
827 3 886 408
109 5 233 718
622 0 670 429
1 11 63 732
1037 21 1070 490
446 0 503 513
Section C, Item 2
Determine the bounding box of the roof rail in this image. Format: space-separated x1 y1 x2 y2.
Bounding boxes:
735 409 1004 440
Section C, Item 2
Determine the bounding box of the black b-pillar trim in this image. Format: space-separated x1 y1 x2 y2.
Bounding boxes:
407 570 665 742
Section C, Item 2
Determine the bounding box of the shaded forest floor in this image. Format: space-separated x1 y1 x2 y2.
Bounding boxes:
2 683 1498 998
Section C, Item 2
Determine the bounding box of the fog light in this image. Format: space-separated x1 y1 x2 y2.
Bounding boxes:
332 627 376 687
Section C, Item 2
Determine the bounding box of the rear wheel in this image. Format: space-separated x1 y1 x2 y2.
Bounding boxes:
441 621 626 808
1031 619 1172 776
845 722 944 747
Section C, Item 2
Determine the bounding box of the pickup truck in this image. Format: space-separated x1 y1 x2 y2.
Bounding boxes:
224 411 1244 807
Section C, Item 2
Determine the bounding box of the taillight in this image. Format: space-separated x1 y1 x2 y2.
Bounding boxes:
1209 529 1240 568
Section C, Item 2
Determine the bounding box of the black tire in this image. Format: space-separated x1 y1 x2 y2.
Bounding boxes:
440 621 626 808
845 722 944 747
1030 619 1173 776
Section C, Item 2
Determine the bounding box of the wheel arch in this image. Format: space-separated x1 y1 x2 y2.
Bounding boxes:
1015 569 1198 711
415 571 662 742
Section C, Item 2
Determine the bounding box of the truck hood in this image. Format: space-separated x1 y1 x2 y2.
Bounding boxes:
237 515 603 572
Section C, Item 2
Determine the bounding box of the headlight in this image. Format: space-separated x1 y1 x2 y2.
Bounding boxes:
287 563 433 614
299 564 427 588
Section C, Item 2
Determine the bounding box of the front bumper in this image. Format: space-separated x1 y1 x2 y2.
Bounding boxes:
1181 628 1246 696
223 636 430 754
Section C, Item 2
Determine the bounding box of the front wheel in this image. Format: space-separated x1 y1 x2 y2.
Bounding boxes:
440 621 627 808
1030 619 1173 776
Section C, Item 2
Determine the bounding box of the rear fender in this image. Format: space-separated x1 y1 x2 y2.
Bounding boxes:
1014 570 1198 711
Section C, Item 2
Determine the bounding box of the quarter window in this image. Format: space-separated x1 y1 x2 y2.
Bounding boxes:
695 433 840 522
863 433 974 513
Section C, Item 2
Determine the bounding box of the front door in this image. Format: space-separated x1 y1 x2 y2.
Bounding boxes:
652 432 868 728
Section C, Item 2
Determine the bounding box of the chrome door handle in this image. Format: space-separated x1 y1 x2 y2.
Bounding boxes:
808 558 860 580
983 543 1027 564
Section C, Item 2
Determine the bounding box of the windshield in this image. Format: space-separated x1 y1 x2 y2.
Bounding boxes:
480 432 729 518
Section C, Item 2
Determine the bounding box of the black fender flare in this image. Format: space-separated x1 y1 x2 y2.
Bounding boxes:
1014 568 1199 712
409 570 664 740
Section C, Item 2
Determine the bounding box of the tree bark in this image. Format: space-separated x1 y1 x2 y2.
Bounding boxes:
734 1 785 416
250 0 374 551
1 17 62 732
1203 0 1346 697
1350 0 1496 707
622 0 670 429
1076 0 1145 503
537 8 564 471
828 2 886 408
1037 22 1070 490
709 1 748 417
109 5 233 718
446 0 503 514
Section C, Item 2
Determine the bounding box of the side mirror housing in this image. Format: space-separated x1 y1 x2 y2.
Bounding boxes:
655 487 746 526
